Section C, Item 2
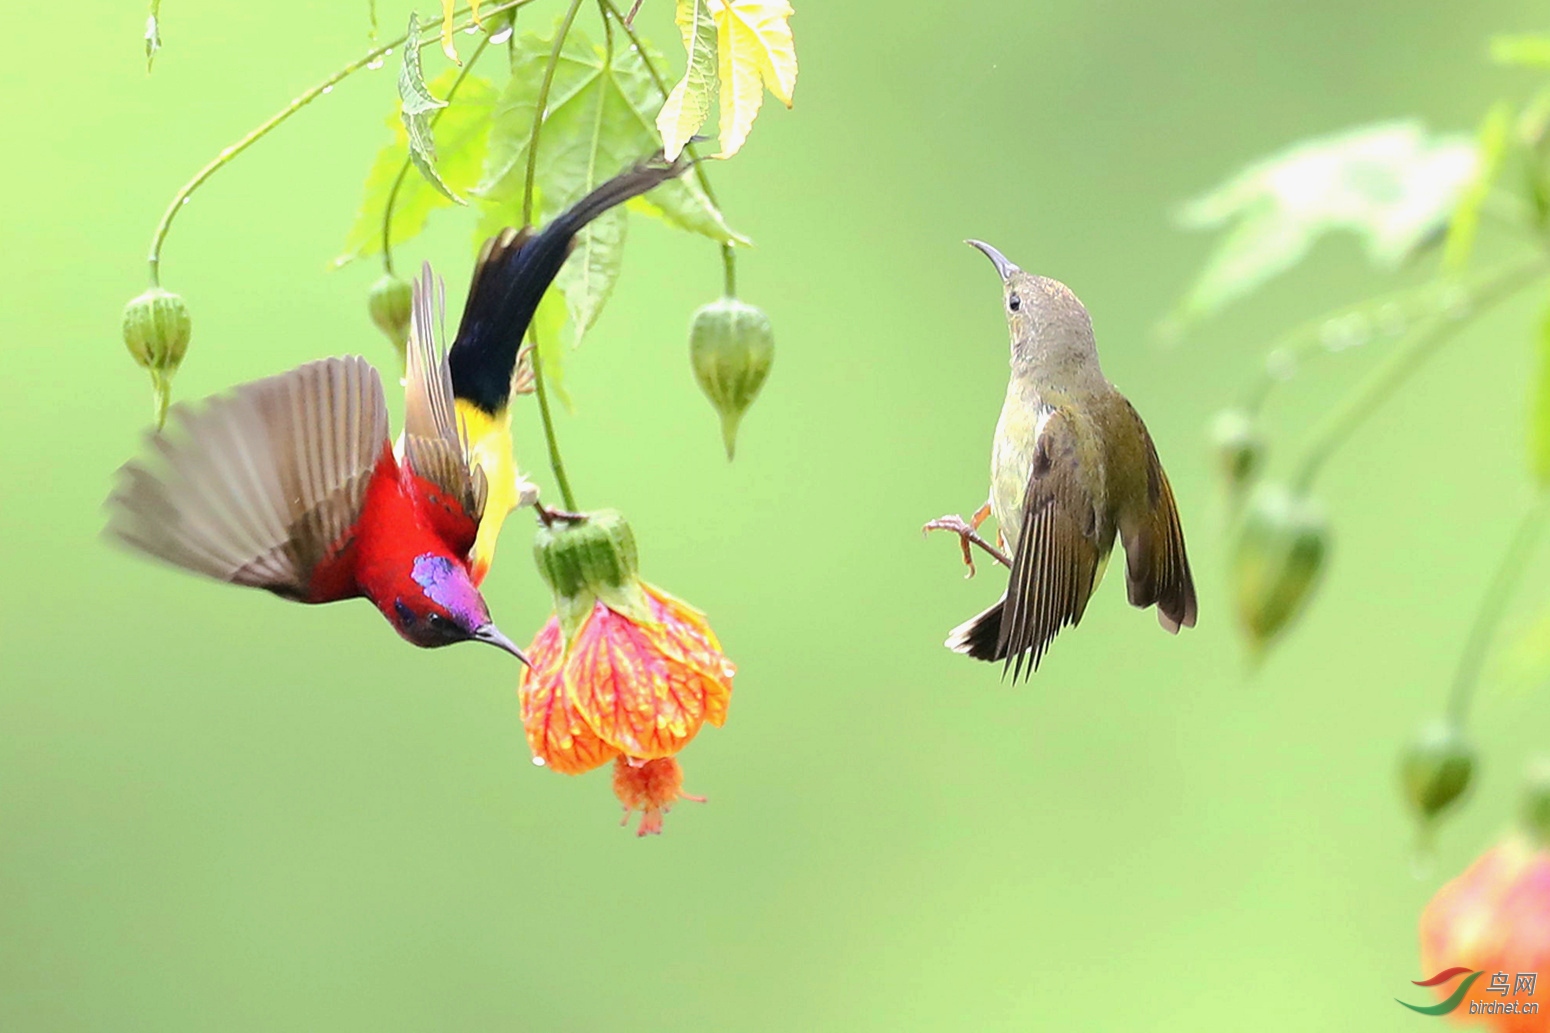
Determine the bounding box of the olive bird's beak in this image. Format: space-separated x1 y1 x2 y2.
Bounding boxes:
965 239 1018 281
473 623 530 665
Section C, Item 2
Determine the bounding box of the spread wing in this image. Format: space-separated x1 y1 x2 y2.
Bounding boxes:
1119 401 1197 633
402 263 488 557
106 355 390 603
998 408 1103 681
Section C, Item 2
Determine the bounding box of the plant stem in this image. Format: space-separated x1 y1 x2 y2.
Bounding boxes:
523 0 587 225
379 33 493 273
530 335 579 511
520 0 587 511
1446 495 1550 725
1289 259 1549 491
145 0 531 286
598 0 739 291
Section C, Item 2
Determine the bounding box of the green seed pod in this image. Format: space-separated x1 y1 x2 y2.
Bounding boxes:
689 297 775 460
531 509 650 638
123 287 191 374
1232 483 1328 652
1521 757 1550 846
368 273 414 364
1209 408 1265 493
1400 720 1476 824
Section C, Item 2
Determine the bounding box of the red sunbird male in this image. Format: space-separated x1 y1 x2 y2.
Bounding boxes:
926 240 1197 681
107 267 527 660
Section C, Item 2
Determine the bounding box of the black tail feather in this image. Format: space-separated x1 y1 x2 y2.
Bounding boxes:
447 153 689 414
946 598 1005 662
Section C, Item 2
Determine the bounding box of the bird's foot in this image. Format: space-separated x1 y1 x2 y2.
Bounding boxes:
922 512 1010 577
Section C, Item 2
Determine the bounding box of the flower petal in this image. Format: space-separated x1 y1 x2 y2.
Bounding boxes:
519 615 619 774
645 584 736 727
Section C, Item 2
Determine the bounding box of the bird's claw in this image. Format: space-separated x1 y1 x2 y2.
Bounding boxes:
923 512 1010 574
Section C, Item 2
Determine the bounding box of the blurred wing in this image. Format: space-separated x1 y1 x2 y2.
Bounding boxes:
107 356 390 602
1119 402 1198 633
402 263 487 553
997 408 1103 681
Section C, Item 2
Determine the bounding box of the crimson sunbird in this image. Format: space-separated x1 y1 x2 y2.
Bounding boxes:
926 240 1197 680
447 153 692 581
107 267 526 660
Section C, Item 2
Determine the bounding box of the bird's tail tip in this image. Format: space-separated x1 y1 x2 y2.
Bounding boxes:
945 597 1005 661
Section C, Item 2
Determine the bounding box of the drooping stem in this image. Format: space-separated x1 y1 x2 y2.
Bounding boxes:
1290 259 1548 491
529 334 579 511
145 0 531 286
1446 495 1550 725
380 33 493 273
599 0 739 292
523 0 587 225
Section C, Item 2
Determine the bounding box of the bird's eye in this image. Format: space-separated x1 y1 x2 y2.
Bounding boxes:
1008 293 1021 312
427 613 451 630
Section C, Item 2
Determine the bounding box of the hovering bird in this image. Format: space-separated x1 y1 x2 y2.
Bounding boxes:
448 153 692 581
926 240 1197 680
107 267 527 660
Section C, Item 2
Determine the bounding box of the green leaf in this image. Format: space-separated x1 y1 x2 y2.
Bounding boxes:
1170 121 1478 328
145 0 162 71
335 70 496 267
1530 300 1550 486
658 0 719 160
1492 35 1550 68
1443 102 1513 273
399 14 462 205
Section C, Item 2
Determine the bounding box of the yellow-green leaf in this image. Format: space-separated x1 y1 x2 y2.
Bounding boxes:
658 0 719 160
711 0 796 158
399 14 463 204
335 70 496 267
1443 101 1513 273
1492 34 1550 69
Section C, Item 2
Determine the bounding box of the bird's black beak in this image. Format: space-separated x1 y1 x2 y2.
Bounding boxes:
473 623 529 665
965 239 1018 281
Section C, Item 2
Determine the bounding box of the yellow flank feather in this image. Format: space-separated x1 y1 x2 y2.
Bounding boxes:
457 399 538 583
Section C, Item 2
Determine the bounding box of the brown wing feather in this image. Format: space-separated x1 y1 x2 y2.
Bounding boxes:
1119 405 1197 633
106 355 390 601
997 409 1102 681
402 263 487 527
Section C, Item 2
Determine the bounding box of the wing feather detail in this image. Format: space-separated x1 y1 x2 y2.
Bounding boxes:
106 355 390 601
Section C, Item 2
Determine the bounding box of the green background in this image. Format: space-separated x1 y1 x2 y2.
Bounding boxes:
4 1 1550 1029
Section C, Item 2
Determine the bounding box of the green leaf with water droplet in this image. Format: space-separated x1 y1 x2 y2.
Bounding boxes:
1530 299 1550 487
335 70 496 267
399 13 463 205
1443 102 1513 273
1169 121 1478 330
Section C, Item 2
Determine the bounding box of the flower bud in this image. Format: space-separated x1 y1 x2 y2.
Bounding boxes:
532 509 649 636
1232 483 1328 651
123 287 191 374
1401 720 1476 824
1209 408 1264 492
368 273 413 364
689 297 774 460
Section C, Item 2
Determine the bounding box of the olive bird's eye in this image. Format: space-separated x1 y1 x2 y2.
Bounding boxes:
1008 293 1021 312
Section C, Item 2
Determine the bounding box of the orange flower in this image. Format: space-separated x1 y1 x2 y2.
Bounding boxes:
518 509 735 834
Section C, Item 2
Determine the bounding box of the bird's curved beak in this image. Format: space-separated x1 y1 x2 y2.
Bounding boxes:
473 623 529 665
965 239 1018 281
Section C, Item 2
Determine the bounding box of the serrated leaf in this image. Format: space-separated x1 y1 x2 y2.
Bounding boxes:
479 25 742 345
1444 101 1513 272
658 0 718 160
1492 35 1550 69
1171 120 1478 327
710 0 796 158
1530 300 1550 486
400 14 462 204
336 70 496 268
